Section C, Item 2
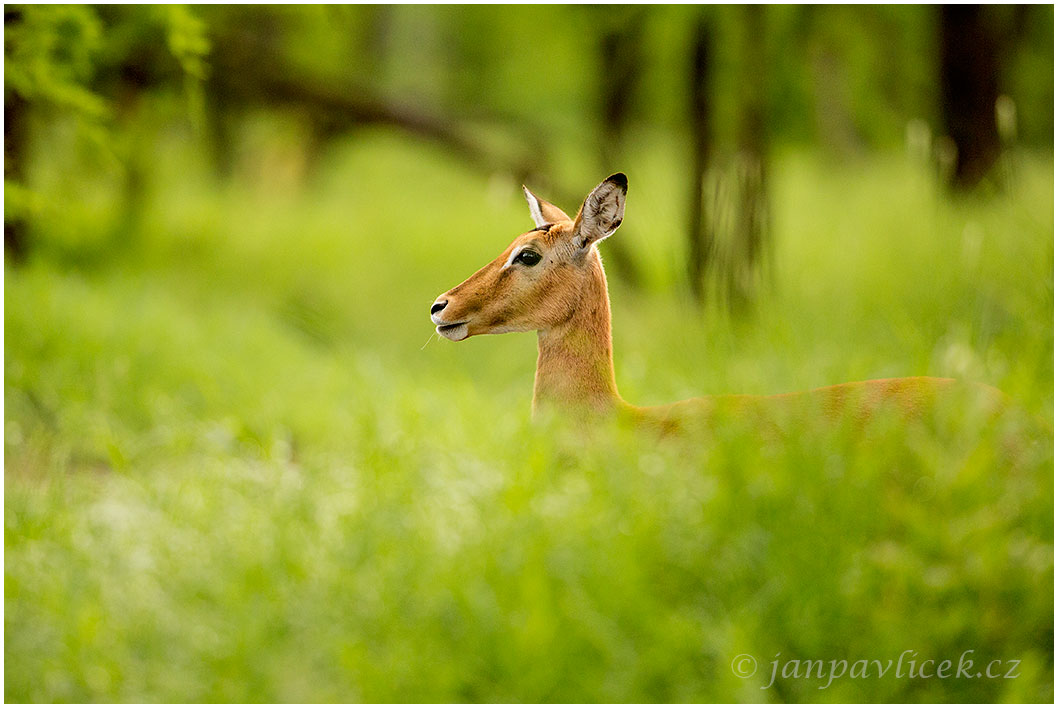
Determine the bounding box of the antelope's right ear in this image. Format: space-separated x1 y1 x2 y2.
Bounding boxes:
572 173 627 250
522 185 572 228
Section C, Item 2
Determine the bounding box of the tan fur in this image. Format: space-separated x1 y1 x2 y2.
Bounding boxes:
431 175 996 429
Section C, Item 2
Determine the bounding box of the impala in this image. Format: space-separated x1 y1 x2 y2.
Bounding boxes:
430 173 996 429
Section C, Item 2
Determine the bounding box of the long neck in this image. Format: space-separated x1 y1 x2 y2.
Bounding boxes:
533 251 623 414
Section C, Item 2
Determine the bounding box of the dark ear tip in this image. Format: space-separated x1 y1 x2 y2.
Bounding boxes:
605 173 628 191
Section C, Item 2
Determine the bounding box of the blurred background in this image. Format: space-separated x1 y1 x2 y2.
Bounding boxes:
4 4 1054 703
5 5 1053 299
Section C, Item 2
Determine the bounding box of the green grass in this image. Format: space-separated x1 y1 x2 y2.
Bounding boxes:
5 131 1053 701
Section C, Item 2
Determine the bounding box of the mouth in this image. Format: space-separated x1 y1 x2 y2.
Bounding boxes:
435 321 470 341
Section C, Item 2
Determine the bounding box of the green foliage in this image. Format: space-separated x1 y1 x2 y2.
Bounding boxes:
3 5 211 190
161 6 210 81
2 179 42 224
158 5 210 128
4 5 108 117
5 128 1053 701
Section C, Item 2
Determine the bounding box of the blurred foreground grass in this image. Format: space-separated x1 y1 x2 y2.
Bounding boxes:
5 132 1054 701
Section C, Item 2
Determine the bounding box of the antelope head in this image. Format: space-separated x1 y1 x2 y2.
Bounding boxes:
430 173 627 341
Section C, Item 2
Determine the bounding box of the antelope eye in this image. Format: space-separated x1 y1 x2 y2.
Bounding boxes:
516 249 542 266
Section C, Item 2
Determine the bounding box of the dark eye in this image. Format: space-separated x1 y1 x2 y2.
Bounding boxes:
515 249 542 267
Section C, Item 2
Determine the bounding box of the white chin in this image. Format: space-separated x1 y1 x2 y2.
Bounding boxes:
437 323 469 341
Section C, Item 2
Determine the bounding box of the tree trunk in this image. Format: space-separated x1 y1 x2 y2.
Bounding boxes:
686 12 713 303
730 4 769 312
4 90 29 263
595 10 644 287
4 7 29 263
939 5 1001 189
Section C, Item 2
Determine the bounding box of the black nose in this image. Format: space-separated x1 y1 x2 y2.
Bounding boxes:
431 300 448 315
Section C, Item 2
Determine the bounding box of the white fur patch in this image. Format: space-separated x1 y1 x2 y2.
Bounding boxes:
504 244 540 269
523 186 548 227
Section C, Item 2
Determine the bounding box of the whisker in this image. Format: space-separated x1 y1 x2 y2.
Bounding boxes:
420 331 436 351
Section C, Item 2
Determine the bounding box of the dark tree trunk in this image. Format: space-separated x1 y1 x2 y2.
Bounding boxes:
598 16 642 168
4 90 29 263
595 10 644 287
939 5 1002 189
4 7 29 263
686 12 713 304
730 4 769 312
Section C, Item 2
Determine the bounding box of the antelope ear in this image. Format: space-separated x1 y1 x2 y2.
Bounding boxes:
572 173 627 250
522 185 571 228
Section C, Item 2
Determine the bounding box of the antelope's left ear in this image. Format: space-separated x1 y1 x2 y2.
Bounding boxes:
572 173 627 250
523 185 571 228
